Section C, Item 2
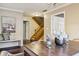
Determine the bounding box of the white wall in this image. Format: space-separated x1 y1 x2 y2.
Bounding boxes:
44 4 79 41
0 9 23 47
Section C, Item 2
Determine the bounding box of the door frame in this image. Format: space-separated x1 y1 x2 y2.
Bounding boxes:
23 21 30 40
51 11 65 39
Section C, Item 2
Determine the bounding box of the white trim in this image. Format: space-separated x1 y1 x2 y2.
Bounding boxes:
51 15 52 36
0 7 24 13
51 11 65 38
44 3 72 14
51 11 65 16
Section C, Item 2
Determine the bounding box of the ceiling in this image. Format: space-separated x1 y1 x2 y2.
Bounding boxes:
0 3 64 16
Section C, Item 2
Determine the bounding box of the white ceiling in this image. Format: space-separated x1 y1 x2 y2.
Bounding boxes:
0 3 64 16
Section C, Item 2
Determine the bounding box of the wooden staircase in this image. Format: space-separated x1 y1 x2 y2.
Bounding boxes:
30 16 44 42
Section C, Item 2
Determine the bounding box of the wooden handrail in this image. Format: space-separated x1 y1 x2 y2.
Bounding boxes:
32 16 44 27
30 16 44 42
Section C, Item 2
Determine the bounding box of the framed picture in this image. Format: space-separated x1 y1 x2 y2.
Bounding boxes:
1 16 16 33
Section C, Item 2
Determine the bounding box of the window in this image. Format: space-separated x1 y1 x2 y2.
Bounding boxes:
51 13 65 35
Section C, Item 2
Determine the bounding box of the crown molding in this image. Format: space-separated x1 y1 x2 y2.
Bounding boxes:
0 7 24 13
44 3 72 14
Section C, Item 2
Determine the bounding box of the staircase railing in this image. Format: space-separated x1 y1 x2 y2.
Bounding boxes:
30 16 44 42
30 27 44 41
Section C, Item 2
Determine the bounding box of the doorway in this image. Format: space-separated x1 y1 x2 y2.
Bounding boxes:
51 12 65 37
23 21 30 44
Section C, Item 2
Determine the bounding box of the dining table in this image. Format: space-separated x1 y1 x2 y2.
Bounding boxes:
24 40 79 56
